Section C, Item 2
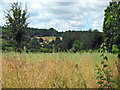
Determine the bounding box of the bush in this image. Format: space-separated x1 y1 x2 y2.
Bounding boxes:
39 48 52 53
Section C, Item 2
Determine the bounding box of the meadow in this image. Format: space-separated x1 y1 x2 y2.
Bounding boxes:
2 52 119 88
35 36 63 42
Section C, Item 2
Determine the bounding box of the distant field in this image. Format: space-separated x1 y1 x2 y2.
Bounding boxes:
35 36 62 42
2 52 119 88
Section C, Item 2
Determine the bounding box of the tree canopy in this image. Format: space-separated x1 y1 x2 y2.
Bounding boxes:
103 1 120 52
4 2 29 51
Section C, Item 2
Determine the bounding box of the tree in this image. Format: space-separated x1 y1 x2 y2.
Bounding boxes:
61 32 74 51
27 38 40 52
71 40 83 53
103 1 120 52
54 37 62 52
60 30 103 52
5 2 29 51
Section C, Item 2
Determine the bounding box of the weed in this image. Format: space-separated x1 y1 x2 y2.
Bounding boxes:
95 43 116 89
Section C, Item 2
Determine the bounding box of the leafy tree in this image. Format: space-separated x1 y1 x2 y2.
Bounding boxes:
48 28 58 36
26 27 59 37
71 40 83 53
27 38 40 52
4 2 29 51
54 37 62 52
103 1 120 52
54 37 61 45
80 31 103 50
60 30 103 52
61 32 74 51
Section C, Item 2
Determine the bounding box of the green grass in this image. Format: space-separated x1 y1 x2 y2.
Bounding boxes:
2 52 119 88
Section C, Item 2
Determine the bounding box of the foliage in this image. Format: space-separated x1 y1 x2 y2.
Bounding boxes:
52 37 62 52
2 27 103 52
112 44 120 55
99 1 120 88
2 39 16 51
71 40 83 53
103 1 120 52
4 2 29 50
95 43 115 89
26 27 59 37
2 2 103 53
61 30 103 52
27 38 40 52
39 47 52 53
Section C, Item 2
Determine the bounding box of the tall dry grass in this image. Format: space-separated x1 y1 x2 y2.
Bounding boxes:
2 52 118 88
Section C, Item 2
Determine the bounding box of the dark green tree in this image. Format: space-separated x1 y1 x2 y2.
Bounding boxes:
71 40 83 53
54 37 62 52
27 38 40 52
103 1 120 52
5 2 29 51
61 32 74 51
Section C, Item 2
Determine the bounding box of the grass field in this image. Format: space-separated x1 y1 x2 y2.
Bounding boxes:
2 52 119 88
35 36 62 42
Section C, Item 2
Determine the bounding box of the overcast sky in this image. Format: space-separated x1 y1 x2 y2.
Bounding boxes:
0 0 111 32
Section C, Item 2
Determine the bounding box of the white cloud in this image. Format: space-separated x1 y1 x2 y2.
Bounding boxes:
0 0 112 31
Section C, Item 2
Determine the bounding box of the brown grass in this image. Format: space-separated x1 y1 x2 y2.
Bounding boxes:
2 52 118 88
2 57 84 88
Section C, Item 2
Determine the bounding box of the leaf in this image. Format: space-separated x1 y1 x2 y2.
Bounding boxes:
101 78 107 80
96 76 100 79
96 75 103 79
103 65 108 67
100 76 103 78
101 62 104 64
102 84 108 87
104 56 108 61
98 68 102 71
101 54 104 56
96 72 100 75
97 81 103 84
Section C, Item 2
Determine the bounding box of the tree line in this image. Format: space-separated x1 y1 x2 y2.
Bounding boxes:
2 26 103 53
1 1 120 53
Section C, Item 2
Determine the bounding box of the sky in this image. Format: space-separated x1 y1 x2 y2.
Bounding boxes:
0 0 112 32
